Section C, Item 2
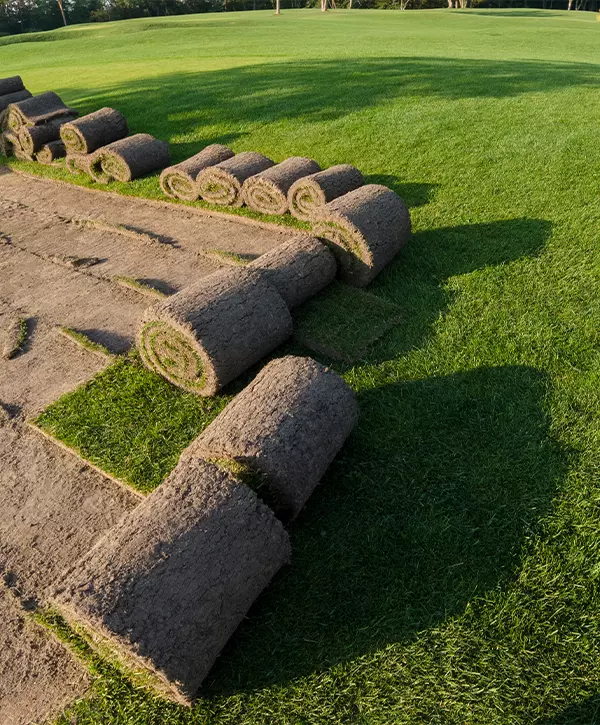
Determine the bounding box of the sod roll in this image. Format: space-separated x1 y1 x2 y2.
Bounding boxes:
138 267 293 396
88 134 171 183
0 76 24 96
311 184 411 287
65 153 91 175
18 118 70 156
52 458 290 705
160 144 234 201
4 131 32 160
243 156 321 215
249 235 337 309
196 151 274 207
5 92 77 132
0 133 13 157
288 164 364 221
60 107 129 155
36 140 66 165
0 89 32 114
188 355 358 520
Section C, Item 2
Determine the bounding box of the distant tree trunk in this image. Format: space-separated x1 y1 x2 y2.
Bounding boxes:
57 0 67 25
567 0 574 8
348 0 352 7
275 0 280 13
448 0 453 6
321 0 327 10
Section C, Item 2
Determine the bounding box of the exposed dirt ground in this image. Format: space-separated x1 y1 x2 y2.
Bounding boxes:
0 166 292 721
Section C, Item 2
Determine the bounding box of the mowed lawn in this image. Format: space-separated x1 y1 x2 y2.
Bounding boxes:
4 7 600 724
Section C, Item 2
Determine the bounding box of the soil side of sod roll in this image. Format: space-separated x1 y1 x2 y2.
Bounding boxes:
88 133 171 183
243 156 321 215
160 144 234 201
0 89 32 114
6 91 77 132
288 164 365 221
311 183 412 287
36 139 66 164
196 151 274 207
60 107 129 155
0 76 25 96
52 458 290 706
138 266 293 396
249 235 337 309
188 355 359 520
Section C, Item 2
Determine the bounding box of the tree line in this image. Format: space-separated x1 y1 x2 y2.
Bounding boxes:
0 0 597 39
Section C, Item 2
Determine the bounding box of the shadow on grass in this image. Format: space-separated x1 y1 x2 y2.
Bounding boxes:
537 694 600 724
201 364 568 696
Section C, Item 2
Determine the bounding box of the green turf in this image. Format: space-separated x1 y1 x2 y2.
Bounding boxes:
4 7 600 724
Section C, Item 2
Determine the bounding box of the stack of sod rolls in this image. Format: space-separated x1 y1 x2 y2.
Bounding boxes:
60 107 128 173
137 266 293 396
52 457 290 706
160 144 234 201
188 355 359 520
242 156 321 215
196 151 274 207
88 134 171 183
312 184 412 287
288 164 365 221
0 77 32 134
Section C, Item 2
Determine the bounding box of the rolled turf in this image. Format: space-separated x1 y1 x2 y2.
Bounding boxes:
188 355 358 520
60 107 129 155
36 140 66 165
88 134 171 183
65 153 91 175
52 458 290 706
243 156 321 215
288 164 365 221
0 90 32 115
137 266 293 396
0 76 24 96
249 235 337 309
0 133 13 157
160 144 234 201
196 151 274 207
5 92 77 133
3 131 32 161
18 118 73 156
311 184 412 286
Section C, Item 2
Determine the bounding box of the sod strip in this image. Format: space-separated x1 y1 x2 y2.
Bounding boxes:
311 184 412 287
60 107 128 155
18 117 74 156
196 151 274 207
52 458 290 706
88 134 171 184
249 235 336 309
2 316 28 360
188 355 358 521
242 156 321 215
0 89 32 115
138 267 292 396
288 164 365 222
5 92 77 133
35 139 66 165
159 144 234 201
0 76 24 96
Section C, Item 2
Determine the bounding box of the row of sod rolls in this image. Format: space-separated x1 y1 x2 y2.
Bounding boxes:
51 355 358 705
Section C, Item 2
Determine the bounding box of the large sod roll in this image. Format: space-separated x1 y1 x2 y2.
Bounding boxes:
5 92 77 132
196 151 274 207
138 267 293 396
242 156 321 215
0 89 32 114
311 184 412 287
160 144 234 201
288 164 364 221
249 235 336 309
18 118 71 156
88 134 171 183
60 107 128 155
36 140 66 165
52 458 290 705
187 355 358 520
0 76 24 96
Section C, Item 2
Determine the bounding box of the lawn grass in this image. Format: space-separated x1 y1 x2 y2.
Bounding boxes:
4 7 600 724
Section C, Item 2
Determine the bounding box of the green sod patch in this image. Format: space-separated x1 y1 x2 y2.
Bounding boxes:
35 354 231 493
293 282 402 362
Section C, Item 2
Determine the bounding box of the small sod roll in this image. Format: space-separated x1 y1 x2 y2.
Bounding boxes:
160 144 234 201
65 153 91 175
0 76 25 96
288 164 364 221
6 92 77 132
88 134 171 183
249 235 337 309
4 131 32 160
138 267 293 396
242 156 321 215
0 89 32 114
311 184 411 287
18 118 70 156
188 355 358 520
36 140 66 165
196 151 274 207
60 107 129 155
52 458 290 706
0 133 14 157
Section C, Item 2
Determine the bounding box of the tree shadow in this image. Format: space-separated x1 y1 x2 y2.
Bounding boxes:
200 364 569 697
363 174 435 208
537 694 600 724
